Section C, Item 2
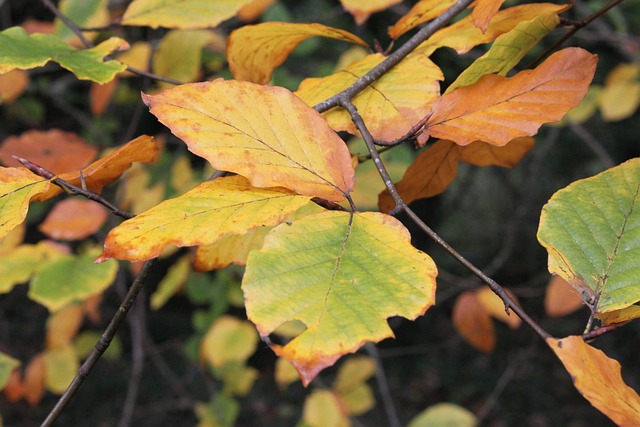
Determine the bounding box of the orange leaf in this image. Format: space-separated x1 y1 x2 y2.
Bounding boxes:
548 336 640 425
424 48 597 146
544 275 585 317
339 0 403 25
0 69 29 104
24 354 45 405
3 369 25 402
90 78 118 116
452 291 495 353
472 0 506 33
476 287 521 329
46 304 84 350
36 134 159 201
459 137 535 166
143 80 354 201
237 0 275 22
0 130 97 173
227 22 367 84
388 0 457 40
39 199 108 241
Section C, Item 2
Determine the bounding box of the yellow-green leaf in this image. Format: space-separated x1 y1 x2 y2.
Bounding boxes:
243 211 437 385
54 0 110 44
447 12 560 93
143 80 355 201
408 403 478 427
121 0 253 29
537 158 640 313
599 63 640 122
228 22 367 84
333 356 376 415
0 243 65 294
29 249 118 312
150 254 191 310
43 345 79 394
0 27 128 83
296 53 442 141
301 390 350 427
0 167 50 240
0 352 20 390
99 176 311 262
200 315 258 369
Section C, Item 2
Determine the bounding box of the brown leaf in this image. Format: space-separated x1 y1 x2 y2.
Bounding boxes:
3 369 25 402
452 291 495 353
544 275 585 317
423 48 597 146
548 336 640 425
0 130 97 173
39 199 108 240
24 355 45 405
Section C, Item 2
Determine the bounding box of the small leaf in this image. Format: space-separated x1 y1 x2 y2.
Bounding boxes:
296 53 442 141
150 254 191 310
115 41 151 75
388 0 457 40
24 355 46 405
452 291 495 353
195 394 240 427
121 0 253 29
243 211 437 385
200 315 259 369
472 0 505 33
99 176 311 262
0 242 65 294
547 336 640 425
143 80 354 201
544 275 585 318
227 22 367 84
537 158 640 313
424 48 597 146
302 390 350 427
476 287 521 329
29 249 118 312
39 199 108 241
333 356 376 415
275 357 300 390
54 0 110 45
43 345 78 394
599 63 640 122
0 27 128 83
0 69 29 104
237 0 275 22
90 79 118 116
0 167 50 240
408 403 478 427
46 304 84 350
339 0 402 25
0 352 20 390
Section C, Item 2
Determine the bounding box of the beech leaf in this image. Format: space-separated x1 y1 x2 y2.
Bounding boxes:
0 242 66 294
537 158 640 314
424 48 597 146
548 336 640 426
143 80 355 201
452 290 495 353
338 0 402 25
472 0 506 33
296 53 442 141
0 69 29 104
227 22 367 84
43 345 78 394
121 0 253 29
39 199 108 241
544 275 585 318
0 352 20 390
408 403 478 427
200 315 259 369
243 211 437 385
388 0 457 40
98 176 312 262
54 0 110 45
0 27 127 83
0 167 50 239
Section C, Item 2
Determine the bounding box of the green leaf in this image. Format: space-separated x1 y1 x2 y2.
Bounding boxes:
538 158 640 313
0 352 20 389
200 315 259 369
54 0 110 43
29 249 118 312
150 254 191 310
243 211 437 385
408 403 477 427
195 394 240 427
0 243 65 294
0 167 50 240
0 27 127 83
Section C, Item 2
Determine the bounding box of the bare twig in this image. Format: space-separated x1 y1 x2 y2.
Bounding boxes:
569 123 616 169
477 351 525 421
41 259 157 427
365 344 401 427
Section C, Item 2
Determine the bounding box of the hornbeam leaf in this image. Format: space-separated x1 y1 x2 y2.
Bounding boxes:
538 158 640 313
548 336 640 425
243 211 437 385
121 0 253 29
0 27 127 83
227 22 367 84
338 0 402 25
296 53 442 142
143 80 355 201
423 48 597 146
0 167 50 239
98 176 312 262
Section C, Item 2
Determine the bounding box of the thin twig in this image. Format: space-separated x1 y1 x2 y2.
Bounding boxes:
313 0 474 113
476 351 525 421
365 344 401 427
569 123 616 169
374 113 432 147
41 259 157 427
14 156 134 220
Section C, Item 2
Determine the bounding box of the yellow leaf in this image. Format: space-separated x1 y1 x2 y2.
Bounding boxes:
544 275 585 318
452 291 495 353
302 390 350 427
408 403 477 427
0 167 50 240
115 41 152 76
0 242 65 294
43 344 78 394
121 0 253 29
143 80 355 201
150 254 191 310
388 0 457 40
243 211 437 385
424 48 597 146
472 0 506 33
596 306 640 326
200 315 258 369
339 0 402 25
237 0 275 22
275 357 300 390
333 356 376 415
297 53 442 141
194 227 272 271
475 287 521 329
599 81 640 122
548 336 640 425
99 176 311 262
0 222 24 255
46 304 84 349
227 22 367 84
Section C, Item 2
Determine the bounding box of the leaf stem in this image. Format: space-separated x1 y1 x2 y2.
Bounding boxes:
41 259 156 427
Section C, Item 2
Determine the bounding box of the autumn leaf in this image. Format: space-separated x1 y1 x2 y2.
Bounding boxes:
200 315 259 369
0 26 128 83
548 336 640 426
90 79 118 116
544 275 585 318
0 69 29 104
423 48 597 146
333 356 376 415
599 63 640 122
150 255 191 310
54 0 110 45
99 176 312 262
537 158 640 314
39 199 108 241
296 53 442 141
0 352 20 390
43 345 78 394
121 0 253 29
23 355 45 405
388 0 457 40
143 80 355 201
46 305 84 350
476 287 521 329
0 242 65 294
227 22 367 84
243 211 437 385
115 41 152 75
339 0 402 25
237 0 275 22
0 129 97 173
452 290 495 353
378 138 534 212
0 167 50 240
472 0 506 33
301 390 350 427
408 403 478 427
596 306 640 326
